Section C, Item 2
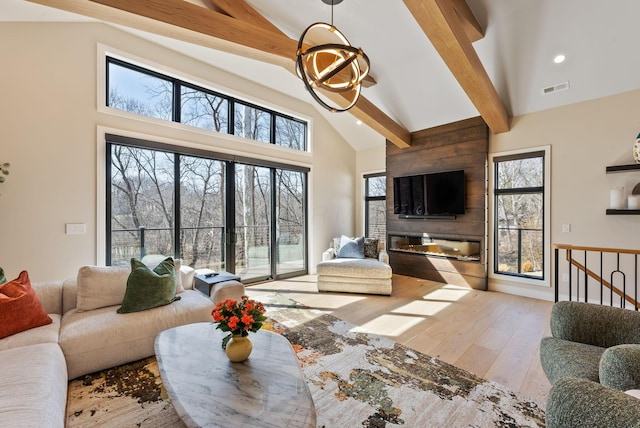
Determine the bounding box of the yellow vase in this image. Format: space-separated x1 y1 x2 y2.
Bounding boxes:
225 335 252 362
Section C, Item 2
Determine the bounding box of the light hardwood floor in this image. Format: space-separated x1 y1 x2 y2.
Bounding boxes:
246 274 553 408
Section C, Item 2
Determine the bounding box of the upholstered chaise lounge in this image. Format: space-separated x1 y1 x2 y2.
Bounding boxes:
316 236 392 295
540 301 640 427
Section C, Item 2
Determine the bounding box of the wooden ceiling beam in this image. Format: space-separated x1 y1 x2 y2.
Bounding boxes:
452 0 484 43
403 0 510 134
206 0 287 38
206 0 377 88
27 0 409 147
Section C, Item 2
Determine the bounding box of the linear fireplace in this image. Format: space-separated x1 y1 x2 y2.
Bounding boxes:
388 234 481 262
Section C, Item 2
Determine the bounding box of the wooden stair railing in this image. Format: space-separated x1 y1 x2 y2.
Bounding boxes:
553 244 640 310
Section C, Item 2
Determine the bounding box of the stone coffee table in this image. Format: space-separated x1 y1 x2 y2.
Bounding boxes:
155 322 316 428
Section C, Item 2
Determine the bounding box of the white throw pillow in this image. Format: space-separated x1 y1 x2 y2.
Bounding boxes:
75 266 131 312
625 390 640 399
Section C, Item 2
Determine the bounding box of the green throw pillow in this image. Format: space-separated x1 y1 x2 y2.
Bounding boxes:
0 267 5 285
117 257 181 314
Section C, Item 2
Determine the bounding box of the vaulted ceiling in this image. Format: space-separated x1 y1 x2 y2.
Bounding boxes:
5 0 640 151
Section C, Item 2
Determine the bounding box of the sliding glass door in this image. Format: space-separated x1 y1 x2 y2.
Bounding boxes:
179 156 226 271
106 135 308 283
234 164 271 282
276 170 305 275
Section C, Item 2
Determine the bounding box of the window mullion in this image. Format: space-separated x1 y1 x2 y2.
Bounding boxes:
173 80 180 123
174 153 181 260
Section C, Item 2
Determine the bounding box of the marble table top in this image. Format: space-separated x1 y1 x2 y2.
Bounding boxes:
155 323 316 428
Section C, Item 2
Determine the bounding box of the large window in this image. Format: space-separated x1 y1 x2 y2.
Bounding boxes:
106 135 308 283
365 173 387 242
106 57 308 151
493 150 546 280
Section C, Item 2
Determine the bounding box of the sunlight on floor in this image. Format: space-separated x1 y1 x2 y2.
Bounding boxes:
392 300 451 316
307 295 367 309
350 314 425 336
423 285 472 301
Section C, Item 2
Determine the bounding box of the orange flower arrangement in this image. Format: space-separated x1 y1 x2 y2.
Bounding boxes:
211 296 267 349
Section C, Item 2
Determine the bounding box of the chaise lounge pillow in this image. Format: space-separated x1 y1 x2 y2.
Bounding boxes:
117 257 181 314
338 235 365 259
364 238 379 259
0 271 52 339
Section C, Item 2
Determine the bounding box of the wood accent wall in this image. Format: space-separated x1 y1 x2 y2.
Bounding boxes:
386 116 489 290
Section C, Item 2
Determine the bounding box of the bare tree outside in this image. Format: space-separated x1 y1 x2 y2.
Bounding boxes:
180 86 229 133
179 156 226 269
110 146 175 265
495 156 544 277
234 103 270 142
366 174 387 242
107 61 172 120
276 170 305 274
235 164 271 279
275 116 306 151
106 57 308 279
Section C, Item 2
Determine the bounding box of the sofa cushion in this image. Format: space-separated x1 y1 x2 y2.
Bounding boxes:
32 281 64 315
60 290 213 379
317 258 392 279
0 267 5 284
317 276 392 295
117 258 180 314
0 314 60 352
338 235 365 259
76 265 131 312
0 343 67 428
0 271 53 339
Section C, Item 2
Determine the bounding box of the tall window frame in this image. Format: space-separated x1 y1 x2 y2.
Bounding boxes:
490 147 551 286
105 134 309 283
364 172 387 242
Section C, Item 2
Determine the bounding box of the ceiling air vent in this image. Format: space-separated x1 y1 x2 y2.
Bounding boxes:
541 81 570 95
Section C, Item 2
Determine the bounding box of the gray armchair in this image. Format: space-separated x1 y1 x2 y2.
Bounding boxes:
540 301 640 427
546 377 640 428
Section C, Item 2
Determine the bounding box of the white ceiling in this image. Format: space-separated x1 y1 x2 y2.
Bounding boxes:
5 0 640 151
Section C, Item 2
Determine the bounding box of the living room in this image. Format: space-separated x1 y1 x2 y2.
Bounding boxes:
2 0 640 426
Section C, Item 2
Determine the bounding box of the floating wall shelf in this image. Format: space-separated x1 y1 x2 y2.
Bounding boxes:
606 164 640 215
605 164 640 173
606 209 640 215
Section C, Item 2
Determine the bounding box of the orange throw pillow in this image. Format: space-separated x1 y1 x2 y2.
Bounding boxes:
0 271 52 339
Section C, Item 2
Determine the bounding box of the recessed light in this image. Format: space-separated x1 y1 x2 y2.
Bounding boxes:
356 120 363 125
553 54 566 64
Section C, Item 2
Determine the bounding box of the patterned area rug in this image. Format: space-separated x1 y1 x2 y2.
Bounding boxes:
66 294 545 427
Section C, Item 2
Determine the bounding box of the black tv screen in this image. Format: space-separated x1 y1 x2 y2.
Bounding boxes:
393 170 465 216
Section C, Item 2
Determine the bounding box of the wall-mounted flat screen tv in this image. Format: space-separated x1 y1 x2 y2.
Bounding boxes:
393 170 465 216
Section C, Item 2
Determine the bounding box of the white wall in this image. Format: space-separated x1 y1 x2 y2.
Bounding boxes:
0 22 356 281
355 146 386 236
490 89 640 300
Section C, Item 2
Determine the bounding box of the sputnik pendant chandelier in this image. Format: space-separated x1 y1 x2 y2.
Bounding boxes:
296 0 370 112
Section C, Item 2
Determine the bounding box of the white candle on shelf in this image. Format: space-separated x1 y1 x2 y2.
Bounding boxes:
628 195 640 210
610 187 625 209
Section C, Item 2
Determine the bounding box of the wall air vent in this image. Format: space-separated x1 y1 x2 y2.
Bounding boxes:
541 81 570 95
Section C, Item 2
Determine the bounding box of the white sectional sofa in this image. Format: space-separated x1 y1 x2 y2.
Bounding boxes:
316 236 392 295
0 263 221 427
